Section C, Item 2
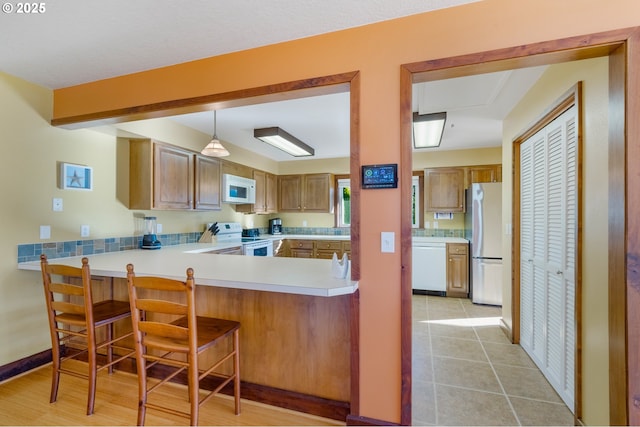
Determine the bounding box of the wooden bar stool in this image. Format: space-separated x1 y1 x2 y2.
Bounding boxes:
126 264 241 426
39 254 134 415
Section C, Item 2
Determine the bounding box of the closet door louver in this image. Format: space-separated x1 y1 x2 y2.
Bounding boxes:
520 105 577 412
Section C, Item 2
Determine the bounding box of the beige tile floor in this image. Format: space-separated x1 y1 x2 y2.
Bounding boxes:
412 295 575 426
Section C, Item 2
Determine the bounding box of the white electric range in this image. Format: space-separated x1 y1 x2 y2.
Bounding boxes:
206 222 273 256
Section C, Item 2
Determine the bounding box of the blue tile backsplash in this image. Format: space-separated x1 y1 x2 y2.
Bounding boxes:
17 226 463 263
17 232 203 263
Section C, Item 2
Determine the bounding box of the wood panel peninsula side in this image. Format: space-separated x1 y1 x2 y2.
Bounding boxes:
18 244 357 420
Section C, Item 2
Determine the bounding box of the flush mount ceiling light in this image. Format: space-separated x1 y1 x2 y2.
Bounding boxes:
201 110 230 157
413 112 446 149
254 127 315 157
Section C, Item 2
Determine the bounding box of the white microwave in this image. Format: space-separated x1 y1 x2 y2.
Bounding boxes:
222 174 256 204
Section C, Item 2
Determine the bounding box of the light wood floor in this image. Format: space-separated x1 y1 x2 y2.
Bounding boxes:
0 360 344 426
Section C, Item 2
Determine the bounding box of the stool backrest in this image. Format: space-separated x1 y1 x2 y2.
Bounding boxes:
40 255 95 336
126 264 197 355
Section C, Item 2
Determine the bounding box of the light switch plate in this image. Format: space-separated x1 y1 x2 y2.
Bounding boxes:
52 198 63 212
40 225 51 240
381 231 395 253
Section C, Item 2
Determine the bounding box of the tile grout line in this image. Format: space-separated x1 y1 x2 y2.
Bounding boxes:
462 301 523 427
425 296 439 426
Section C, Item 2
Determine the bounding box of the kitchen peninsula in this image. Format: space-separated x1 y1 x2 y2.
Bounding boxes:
18 245 357 419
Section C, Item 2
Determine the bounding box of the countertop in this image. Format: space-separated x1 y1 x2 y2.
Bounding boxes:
265 234 467 244
18 243 358 298
411 236 468 244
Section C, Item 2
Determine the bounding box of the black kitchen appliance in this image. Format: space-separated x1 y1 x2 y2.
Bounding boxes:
269 218 282 235
141 216 161 249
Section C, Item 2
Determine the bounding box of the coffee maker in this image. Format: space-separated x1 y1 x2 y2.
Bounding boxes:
269 218 282 235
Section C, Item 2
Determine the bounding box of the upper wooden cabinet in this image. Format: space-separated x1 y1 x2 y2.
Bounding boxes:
424 168 465 212
465 164 502 186
236 169 277 214
129 139 221 211
194 154 222 210
278 173 334 213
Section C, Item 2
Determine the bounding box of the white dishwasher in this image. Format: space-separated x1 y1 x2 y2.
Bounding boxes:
412 240 447 294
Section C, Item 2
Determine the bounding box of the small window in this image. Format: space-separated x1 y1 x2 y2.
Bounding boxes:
337 178 351 228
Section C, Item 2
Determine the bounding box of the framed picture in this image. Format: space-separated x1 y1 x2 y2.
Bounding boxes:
59 162 93 191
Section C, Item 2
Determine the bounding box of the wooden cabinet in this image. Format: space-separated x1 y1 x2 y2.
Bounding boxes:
465 164 502 187
315 240 343 259
288 239 314 258
424 168 465 212
221 160 253 179
281 238 351 259
278 173 334 213
446 243 469 297
130 139 221 211
237 169 277 214
194 155 221 210
153 142 194 209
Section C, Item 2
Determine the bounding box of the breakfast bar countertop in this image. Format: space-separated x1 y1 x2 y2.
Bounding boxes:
18 243 358 297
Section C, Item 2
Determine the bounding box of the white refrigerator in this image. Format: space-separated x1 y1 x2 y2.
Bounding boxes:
465 182 503 306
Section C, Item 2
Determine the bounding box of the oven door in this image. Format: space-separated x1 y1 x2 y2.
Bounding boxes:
243 240 273 256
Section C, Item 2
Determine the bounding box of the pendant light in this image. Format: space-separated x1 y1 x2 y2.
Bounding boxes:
201 110 230 157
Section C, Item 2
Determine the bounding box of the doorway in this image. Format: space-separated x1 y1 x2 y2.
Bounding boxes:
401 29 636 426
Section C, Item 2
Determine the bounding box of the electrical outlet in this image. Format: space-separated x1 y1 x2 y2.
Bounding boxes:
81 225 90 237
156 223 163 233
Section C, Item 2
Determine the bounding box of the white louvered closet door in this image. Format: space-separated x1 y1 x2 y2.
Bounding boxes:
520 105 577 412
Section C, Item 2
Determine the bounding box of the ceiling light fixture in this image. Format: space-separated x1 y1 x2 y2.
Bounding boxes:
413 112 446 148
201 110 230 157
254 127 315 157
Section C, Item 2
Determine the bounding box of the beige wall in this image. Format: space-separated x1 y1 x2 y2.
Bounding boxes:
2 0 639 424
501 57 610 423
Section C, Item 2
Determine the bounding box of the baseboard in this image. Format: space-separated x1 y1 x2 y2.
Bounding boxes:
0 349 52 382
0 350 349 421
499 318 513 342
412 289 446 297
346 414 398 425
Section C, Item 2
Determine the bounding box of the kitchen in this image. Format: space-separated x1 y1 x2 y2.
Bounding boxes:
0 3 629 425
12 69 509 423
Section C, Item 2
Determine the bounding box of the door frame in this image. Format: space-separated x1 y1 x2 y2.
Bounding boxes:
400 27 640 426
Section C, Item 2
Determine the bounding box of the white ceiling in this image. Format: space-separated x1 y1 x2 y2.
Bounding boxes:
0 0 546 161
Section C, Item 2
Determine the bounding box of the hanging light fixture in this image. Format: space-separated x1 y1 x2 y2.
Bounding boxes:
413 112 446 148
201 110 230 157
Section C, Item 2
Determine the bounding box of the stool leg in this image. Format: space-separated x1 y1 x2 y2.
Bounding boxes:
49 331 61 404
87 338 97 415
188 355 199 426
233 329 241 415
107 323 114 374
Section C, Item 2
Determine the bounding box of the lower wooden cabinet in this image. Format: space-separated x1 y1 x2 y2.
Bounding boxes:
315 241 343 259
281 239 350 259
446 243 469 297
288 239 315 258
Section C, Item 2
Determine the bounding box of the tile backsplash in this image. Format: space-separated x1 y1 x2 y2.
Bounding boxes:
17 232 202 263
17 227 351 263
18 226 461 263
